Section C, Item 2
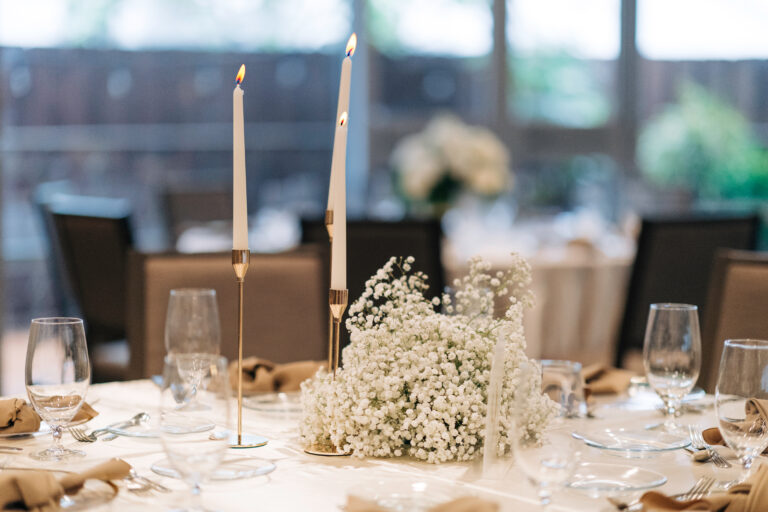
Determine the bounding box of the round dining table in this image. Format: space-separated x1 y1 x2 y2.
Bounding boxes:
0 380 746 511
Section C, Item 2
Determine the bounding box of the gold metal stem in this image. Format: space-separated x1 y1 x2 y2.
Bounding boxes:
325 209 334 373
232 249 250 446
328 288 348 379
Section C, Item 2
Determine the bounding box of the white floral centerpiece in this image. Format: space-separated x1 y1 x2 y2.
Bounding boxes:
300 255 557 463
391 114 513 213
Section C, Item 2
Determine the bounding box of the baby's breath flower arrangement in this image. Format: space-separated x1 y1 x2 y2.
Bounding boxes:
300 254 557 463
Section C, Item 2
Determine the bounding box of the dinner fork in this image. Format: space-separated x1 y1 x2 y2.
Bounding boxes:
688 425 731 468
607 476 716 510
68 426 111 442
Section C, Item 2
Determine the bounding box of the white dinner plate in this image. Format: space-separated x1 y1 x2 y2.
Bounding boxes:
349 478 463 511
572 427 690 454
150 457 276 480
243 392 302 414
567 462 667 497
2 468 117 510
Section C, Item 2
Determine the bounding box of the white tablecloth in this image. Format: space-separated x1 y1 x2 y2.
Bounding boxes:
0 380 746 511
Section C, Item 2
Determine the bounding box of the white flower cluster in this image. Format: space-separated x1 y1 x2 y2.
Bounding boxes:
391 114 513 201
300 254 557 463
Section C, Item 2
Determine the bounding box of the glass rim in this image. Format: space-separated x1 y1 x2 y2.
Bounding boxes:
650 303 698 311
540 359 583 371
30 317 84 325
723 339 768 349
169 288 216 296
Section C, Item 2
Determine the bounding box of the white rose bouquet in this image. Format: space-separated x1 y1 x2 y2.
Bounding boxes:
391 114 513 209
300 254 557 463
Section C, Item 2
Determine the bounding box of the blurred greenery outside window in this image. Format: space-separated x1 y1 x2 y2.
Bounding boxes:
506 0 619 128
637 0 768 202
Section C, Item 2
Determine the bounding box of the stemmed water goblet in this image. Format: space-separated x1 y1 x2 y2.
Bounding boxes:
513 362 582 508
25 317 90 461
643 303 701 432
715 339 768 471
159 355 231 512
165 288 221 409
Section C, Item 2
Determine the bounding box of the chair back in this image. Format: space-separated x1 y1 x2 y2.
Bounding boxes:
699 250 768 392
614 213 759 367
301 219 443 348
126 247 327 378
162 187 231 244
49 197 133 343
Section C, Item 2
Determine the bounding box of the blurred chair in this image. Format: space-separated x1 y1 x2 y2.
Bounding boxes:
48 196 134 382
301 218 444 350
614 213 759 368
162 187 231 245
699 250 768 392
126 246 327 378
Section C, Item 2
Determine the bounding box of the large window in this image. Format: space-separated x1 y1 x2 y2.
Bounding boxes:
507 0 620 127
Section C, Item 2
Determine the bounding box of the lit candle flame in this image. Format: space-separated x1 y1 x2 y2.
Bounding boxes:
235 64 246 85
346 33 357 57
339 112 348 127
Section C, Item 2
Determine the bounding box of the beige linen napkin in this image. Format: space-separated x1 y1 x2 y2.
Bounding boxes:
640 463 768 511
582 364 634 395
345 495 499 512
702 399 768 454
0 399 41 435
229 357 324 394
0 458 130 511
0 398 98 436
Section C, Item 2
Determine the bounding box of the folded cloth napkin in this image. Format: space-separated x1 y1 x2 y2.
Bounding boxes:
582 364 634 395
0 457 130 511
345 495 499 512
0 398 98 436
702 398 768 453
640 463 768 511
0 399 41 435
229 357 325 394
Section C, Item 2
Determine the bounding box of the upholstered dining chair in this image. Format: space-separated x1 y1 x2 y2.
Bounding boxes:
614 213 760 368
301 218 444 349
49 197 134 382
162 187 231 245
125 246 327 378
699 250 768 392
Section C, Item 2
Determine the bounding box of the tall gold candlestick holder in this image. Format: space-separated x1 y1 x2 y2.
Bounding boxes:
325 210 334 373
304 286 350 456
228 249 267 449
328 288 348 378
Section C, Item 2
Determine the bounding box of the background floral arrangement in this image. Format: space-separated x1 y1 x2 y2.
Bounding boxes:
390 114 513 207
300 255 557 463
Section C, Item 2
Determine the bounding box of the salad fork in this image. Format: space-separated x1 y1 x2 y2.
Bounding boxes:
688 425 731 468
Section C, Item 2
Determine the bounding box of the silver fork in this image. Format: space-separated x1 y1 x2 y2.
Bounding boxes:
68 426 112 442
607 476 716 510
677 476 716 501
688 425 732 468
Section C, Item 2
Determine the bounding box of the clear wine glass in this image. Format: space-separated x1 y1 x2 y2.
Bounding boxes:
715 339 768 470
160 354 231 512
165 289 221 408
643 303 701 431
513 363 581 508
25 317 90 461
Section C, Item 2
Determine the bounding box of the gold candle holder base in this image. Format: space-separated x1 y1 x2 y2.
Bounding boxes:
230 249 267 450
328 288 348 379
304 444 351 457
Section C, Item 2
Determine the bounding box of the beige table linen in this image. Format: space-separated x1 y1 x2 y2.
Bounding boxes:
345 495 499 512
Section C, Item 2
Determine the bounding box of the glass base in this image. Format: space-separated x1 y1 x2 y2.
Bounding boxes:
30 445 85 461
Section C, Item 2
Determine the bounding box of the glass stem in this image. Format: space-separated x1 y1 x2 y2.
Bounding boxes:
538 488 551 508
51 425 63 451
190 482 203 511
